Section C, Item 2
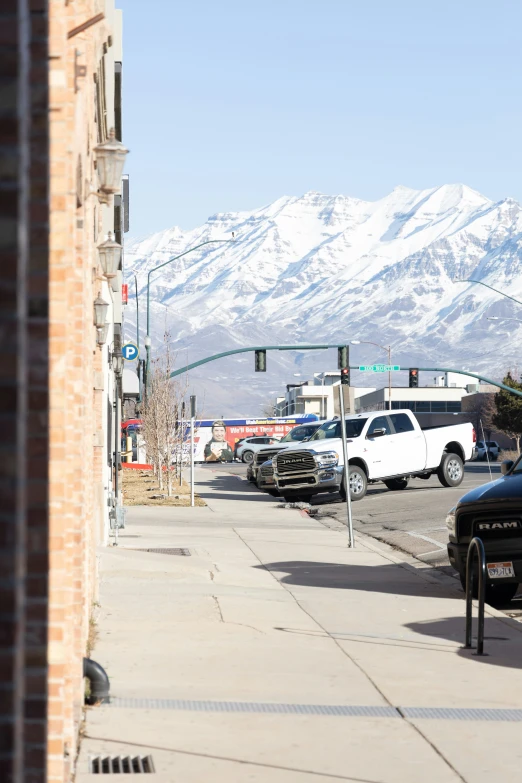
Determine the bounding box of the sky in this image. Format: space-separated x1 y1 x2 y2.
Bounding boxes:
120 0 522 238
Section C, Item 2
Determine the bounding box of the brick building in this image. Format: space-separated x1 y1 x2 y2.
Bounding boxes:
1 1 127 781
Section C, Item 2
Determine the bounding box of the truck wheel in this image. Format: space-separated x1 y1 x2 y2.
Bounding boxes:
384 478 409 491
437 453 464 487
242 450 254 464
459 573 518 606
341 465 367 502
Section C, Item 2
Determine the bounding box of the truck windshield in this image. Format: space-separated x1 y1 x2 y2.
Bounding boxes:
310 419 367 440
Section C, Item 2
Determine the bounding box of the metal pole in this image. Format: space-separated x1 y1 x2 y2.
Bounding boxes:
190 416 195 507
190 395 196 507
388 346 391 411
145 240 233 388
338 385 354 548
114 376 120 546
135 274 139 350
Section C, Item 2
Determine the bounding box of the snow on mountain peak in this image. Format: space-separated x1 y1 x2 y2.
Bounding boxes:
125 185 522 414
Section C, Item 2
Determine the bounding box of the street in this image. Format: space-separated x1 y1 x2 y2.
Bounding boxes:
217 461 522 618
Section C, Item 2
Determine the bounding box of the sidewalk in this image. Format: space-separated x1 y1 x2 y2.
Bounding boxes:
77 467 522 782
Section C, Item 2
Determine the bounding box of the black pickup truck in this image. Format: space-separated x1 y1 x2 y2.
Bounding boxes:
447 457 522 606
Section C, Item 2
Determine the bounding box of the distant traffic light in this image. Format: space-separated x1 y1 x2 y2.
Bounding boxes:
409 368 419 388
255 349 267 372
338 346 349 369
340 367 350 386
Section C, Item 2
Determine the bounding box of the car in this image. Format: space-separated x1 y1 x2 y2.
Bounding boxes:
246 422 323 482
256 460 279 496
273 409 476 503
475 440 500 461
447 455 522 606
235 436 281 464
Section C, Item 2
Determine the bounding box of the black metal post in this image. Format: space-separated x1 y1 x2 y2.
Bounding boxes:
465 536 486 655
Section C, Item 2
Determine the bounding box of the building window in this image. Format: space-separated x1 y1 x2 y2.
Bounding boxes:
447 401 462 413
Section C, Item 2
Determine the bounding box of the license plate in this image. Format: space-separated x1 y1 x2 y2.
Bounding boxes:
487 562 515 579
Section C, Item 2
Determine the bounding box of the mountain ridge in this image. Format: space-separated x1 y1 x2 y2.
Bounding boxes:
124 185 522 415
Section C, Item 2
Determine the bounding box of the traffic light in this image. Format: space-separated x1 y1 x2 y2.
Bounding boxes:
338 346 349 369
255 349 266 372
409 368 419 388
341 367 350 386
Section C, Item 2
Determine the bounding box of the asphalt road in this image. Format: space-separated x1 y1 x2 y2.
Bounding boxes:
213 460 522 616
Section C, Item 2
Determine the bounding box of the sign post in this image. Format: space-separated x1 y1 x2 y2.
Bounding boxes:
190 395 196 507
337 385 354 548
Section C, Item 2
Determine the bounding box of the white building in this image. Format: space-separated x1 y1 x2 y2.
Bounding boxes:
274 371 376 419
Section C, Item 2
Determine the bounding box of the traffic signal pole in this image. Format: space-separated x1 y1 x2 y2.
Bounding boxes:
168 346 522 399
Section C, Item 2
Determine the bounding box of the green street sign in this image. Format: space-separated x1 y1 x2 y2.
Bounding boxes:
359 364 401 372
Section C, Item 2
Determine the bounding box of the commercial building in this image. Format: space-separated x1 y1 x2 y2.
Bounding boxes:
2 2 127 781
274 372 376 419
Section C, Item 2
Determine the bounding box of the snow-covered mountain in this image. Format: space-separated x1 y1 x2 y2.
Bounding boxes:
124 185 522 415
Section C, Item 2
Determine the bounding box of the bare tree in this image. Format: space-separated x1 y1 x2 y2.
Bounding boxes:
140 331 188 496
463 392 496 442
260 399 276 417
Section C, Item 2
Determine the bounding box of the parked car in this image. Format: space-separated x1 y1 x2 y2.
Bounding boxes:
447 456 522 605
236 435 281 464
273 410 476 503
475 440 500 461
256 460 279 496
247 422 323 483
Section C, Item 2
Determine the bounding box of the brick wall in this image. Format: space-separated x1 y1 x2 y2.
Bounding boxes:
0 1 50 782
1 1 120 780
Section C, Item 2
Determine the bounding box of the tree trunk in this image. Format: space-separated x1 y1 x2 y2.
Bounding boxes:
158 454 163 490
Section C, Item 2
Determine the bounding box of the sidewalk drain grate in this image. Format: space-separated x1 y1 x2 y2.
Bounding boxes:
133 548 191 556
108 698 522 723
90 755 155 774
401 707 522 722
110 698 397 717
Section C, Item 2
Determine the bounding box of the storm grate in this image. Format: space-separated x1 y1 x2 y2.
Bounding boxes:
401 706 522 722
131 548 191 556
90 755 155 774
107 698 522 723
110 698 397 717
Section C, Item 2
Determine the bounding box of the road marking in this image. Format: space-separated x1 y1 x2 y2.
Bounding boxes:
406 531 446 549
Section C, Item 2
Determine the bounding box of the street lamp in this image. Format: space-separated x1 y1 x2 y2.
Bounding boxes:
454 279 522 308
487 316 522 324
145 237 236 389
96 323 110 346
94 128 129 196
112 347 124 377
93 294 109 328
351 340 392 410
98 232 122 278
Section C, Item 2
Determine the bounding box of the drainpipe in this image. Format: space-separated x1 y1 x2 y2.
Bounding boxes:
83 657 110 704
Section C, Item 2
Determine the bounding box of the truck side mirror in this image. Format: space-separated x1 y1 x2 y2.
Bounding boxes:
368 428 386 439
501 460 514 476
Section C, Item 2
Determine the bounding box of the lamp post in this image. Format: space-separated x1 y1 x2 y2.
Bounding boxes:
112 344 124 543
351 340 392 410
488 316 522 325
145 237 235 389
454 279 522 308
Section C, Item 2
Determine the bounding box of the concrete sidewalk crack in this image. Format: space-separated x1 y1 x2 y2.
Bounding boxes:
212 593 265 634
232 526 467 783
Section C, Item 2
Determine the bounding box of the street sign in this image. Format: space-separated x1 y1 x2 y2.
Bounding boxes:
359 364 400 372
122 342 139 361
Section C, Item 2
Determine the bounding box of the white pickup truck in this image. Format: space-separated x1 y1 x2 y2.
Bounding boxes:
273 409 476 502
